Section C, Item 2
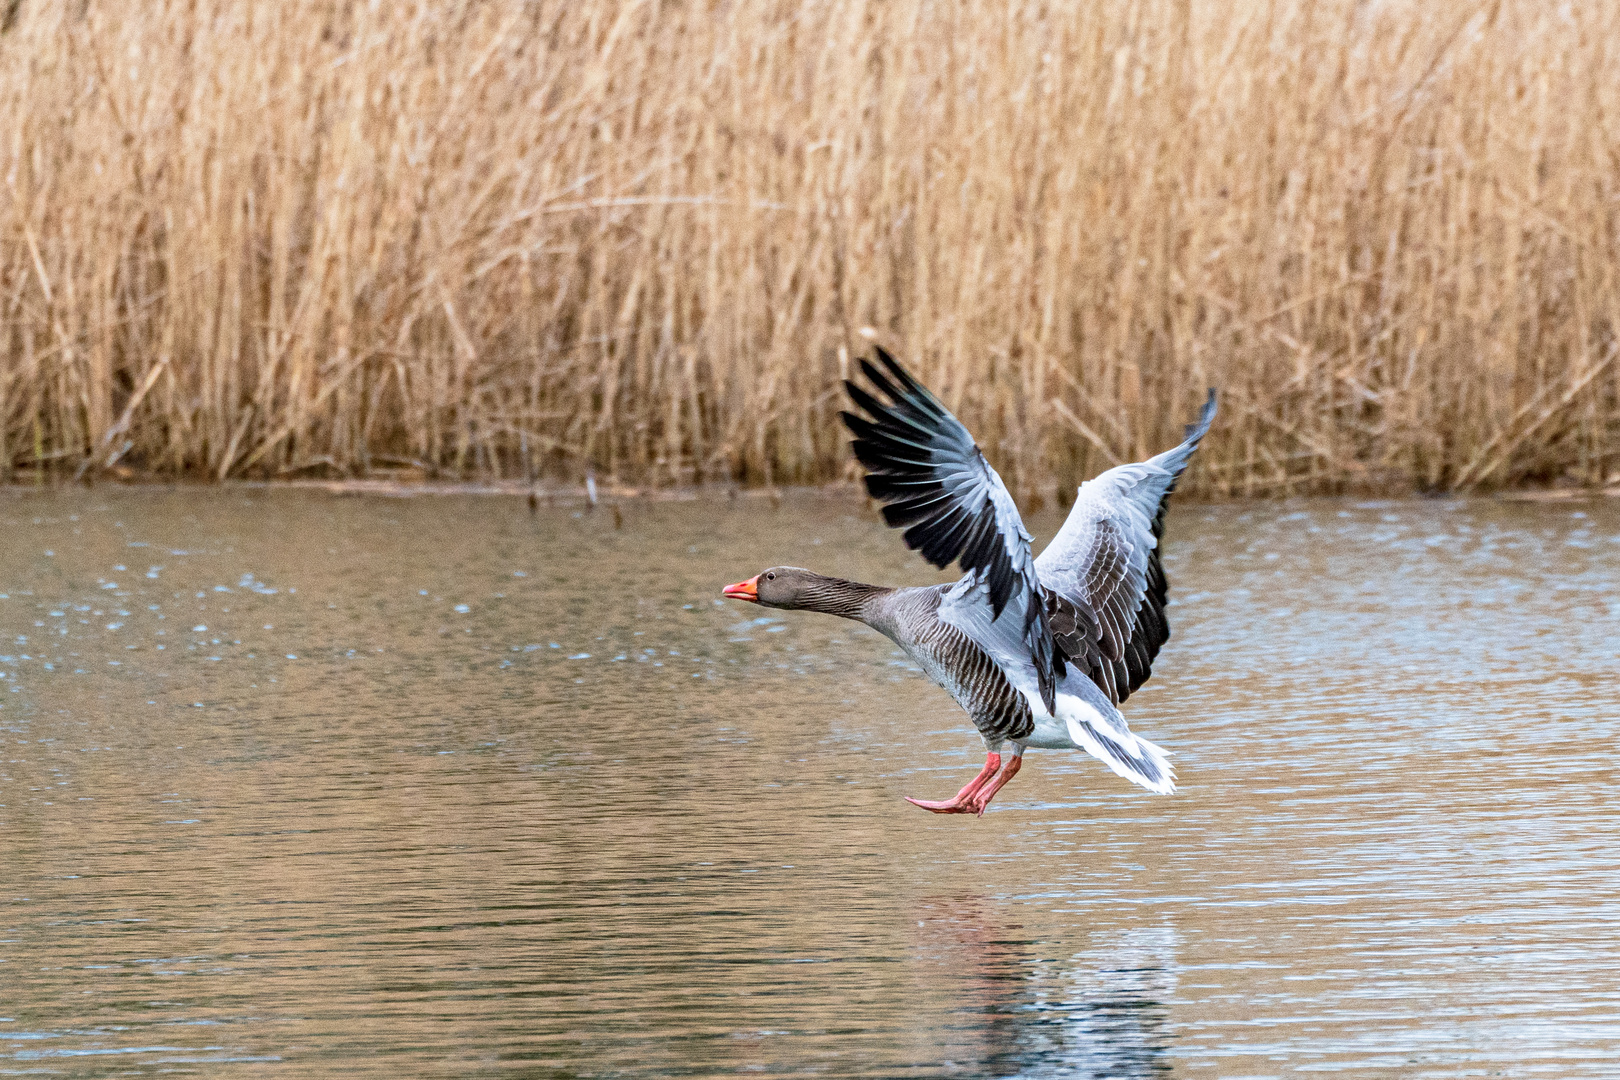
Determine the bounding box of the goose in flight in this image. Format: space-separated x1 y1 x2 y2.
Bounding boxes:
723 348 1216 815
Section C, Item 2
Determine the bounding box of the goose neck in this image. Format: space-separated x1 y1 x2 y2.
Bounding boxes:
798 576 890 621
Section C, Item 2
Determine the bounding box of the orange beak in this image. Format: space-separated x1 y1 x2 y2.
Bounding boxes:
722 574 760 602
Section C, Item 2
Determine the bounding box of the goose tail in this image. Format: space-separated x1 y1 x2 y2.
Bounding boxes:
1061 696 1176 795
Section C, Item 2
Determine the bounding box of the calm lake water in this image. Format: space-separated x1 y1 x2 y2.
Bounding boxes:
1 486 1617 1078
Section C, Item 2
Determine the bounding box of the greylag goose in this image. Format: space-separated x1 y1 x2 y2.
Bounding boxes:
723 348 1216 815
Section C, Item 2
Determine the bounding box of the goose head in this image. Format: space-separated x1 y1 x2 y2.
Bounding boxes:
721 566 819 608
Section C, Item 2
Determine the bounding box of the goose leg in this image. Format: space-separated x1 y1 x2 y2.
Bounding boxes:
905 752 1003 815
962 752 1021 817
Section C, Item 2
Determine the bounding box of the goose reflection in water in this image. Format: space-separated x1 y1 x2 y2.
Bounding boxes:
912 898 1176 1078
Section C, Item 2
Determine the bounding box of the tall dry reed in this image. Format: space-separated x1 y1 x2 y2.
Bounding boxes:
2 0 1617 497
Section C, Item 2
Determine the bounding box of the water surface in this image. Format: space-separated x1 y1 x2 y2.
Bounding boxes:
2 487 1618 1077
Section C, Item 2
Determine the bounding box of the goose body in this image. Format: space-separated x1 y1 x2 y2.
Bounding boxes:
724 348 1216 815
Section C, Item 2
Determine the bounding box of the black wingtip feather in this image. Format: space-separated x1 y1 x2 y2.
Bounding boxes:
844 381 890 424
875 347 939 411
845 348 1045 683
857 358 904 403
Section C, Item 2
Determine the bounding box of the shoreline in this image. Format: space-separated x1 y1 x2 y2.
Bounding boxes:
1 475 1616 506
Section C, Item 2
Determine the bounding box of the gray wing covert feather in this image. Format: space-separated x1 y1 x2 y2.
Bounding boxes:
1035 391 1216 705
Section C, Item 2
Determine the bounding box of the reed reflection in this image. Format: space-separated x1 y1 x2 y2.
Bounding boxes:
912 896 1175 1078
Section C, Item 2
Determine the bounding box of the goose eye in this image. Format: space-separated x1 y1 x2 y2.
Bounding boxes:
766 572 776 581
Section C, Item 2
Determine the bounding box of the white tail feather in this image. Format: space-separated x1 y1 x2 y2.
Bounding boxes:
1061 697 1176 795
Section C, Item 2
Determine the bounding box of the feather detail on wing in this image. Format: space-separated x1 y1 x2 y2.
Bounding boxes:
841 347 1061 712
1034 391 1217 705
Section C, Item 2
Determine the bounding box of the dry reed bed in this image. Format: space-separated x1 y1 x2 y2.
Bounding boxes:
2 0 1618 497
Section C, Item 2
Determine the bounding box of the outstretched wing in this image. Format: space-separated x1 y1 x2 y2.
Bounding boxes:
1035 391 1217 705
840 347 1061 712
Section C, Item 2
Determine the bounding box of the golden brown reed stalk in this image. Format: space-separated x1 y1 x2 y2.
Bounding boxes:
2 0 1617 497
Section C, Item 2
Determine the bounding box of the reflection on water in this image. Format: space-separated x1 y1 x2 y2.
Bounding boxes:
913 896 1176 1078
1 487 1618 1077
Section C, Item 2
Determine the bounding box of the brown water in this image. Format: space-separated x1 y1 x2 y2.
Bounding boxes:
1 487 1617 1078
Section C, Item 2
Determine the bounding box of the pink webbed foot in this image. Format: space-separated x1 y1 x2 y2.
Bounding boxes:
905 752 1000 815
906 752 1022 817
962 753 1020 816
